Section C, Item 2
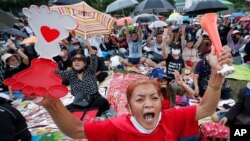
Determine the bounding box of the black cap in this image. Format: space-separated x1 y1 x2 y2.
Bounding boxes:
71 54 86 62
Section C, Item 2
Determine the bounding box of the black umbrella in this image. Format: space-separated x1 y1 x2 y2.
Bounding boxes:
0 10 19 28
50 0 83 5
132 13 159 23
184 0 228 16
2 28 28 38
133 0 174 14
0 23 11 32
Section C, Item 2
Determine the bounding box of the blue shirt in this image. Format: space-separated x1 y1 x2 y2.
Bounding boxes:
128 39 142 58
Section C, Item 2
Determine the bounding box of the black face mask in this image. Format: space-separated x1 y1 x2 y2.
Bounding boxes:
73 68 85 74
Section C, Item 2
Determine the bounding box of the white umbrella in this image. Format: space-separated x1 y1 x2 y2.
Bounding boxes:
106 0 139 13
148 21 168 29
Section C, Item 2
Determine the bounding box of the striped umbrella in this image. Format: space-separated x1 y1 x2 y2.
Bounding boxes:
51 1 115 38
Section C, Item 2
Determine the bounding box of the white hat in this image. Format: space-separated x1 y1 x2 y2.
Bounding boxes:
0 93 11 101
202 31 208 36
247 82 250 89
232 30 240 34
1 53 14 64
223 14 231 18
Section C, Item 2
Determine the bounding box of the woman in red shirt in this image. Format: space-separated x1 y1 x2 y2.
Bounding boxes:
30 47 232 141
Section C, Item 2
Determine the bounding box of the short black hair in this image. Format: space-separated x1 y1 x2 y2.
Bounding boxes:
131 31 138 35
91 46 97 51
156 32 163 37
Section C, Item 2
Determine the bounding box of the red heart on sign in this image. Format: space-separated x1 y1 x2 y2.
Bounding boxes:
40 26 60 42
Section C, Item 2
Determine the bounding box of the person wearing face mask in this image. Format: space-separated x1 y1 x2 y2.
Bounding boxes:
24 46 233 141
54 45 72 71
194 46 232 99
56 39 110 116
162 34 185 82
227 25 250 64
1 39 29 100
121 20 158 68
53 45 72 86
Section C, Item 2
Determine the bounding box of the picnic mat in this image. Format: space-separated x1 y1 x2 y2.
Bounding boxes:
106 73 149 117
225 64 250 81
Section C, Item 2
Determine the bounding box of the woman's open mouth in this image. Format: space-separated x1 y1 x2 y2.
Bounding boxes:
143 112 155 122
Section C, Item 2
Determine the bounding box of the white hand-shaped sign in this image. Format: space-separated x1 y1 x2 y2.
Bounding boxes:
23 5 77 59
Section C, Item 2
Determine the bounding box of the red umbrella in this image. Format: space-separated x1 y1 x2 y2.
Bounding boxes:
240 15 250 22
117 17 132 26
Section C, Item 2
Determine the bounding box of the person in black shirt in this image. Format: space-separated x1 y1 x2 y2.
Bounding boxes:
91 46 108 83
0 93 31 141
56 45 72 71
99 35 119 52
162 41 185 82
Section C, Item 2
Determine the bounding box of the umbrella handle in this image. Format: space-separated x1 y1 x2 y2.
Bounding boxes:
84 31 87 39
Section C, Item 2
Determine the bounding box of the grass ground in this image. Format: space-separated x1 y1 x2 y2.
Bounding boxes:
227 79 248 101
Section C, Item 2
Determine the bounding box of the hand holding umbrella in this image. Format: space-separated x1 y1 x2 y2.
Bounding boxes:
200 13 234 76
124 19 128 26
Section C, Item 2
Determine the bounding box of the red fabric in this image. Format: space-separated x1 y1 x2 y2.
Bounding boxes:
185 60 194 68
106 73 148 116
72 110 98 123
72 112 84 119
200 122 230 140
84 106 199 141
162 99 170 109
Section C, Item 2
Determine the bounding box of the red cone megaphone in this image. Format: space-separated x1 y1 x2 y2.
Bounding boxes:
200 13 234 76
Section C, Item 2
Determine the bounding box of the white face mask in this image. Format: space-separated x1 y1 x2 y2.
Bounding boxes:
59 51 65 57
10 36 16 40
205 55 209 60
172 49 181 55
73 45 80 50
10 63 20 68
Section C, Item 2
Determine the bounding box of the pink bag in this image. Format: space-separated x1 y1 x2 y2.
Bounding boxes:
200 122 230 141
175 95 189 106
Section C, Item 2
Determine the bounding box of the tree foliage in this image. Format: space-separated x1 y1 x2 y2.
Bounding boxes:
0 0 248 14
0 0 49 12
228 0 250 11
